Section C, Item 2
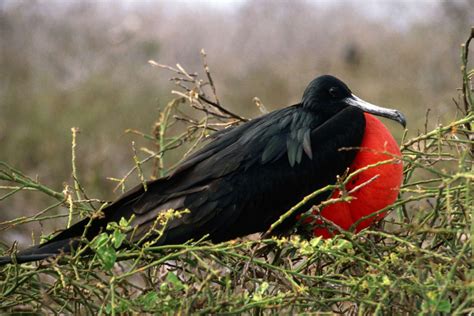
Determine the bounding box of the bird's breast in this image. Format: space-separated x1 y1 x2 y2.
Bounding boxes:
312 113 403 237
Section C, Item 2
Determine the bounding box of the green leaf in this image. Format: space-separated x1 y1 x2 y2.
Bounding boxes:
90 232 117 269
106 221 118 231
112 230 125 249
119 217 130 228
436 300 451 313
91 233 109 250
116 300 130 313
105 302 112 314
139 292 158 310
166 272 185 291
98 247 116 270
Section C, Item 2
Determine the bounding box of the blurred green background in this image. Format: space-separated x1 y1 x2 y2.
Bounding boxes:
0 0 473 243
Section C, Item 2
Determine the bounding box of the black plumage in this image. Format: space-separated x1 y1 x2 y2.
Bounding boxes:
0 75 405 265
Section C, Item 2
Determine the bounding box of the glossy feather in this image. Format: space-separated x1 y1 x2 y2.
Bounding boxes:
1 75 377 265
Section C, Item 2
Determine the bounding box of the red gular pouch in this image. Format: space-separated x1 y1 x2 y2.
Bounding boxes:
310 113 403 238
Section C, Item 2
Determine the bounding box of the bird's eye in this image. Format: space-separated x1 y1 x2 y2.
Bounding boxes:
329 87 338 98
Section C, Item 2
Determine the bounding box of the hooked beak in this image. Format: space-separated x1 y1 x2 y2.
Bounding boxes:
344 94 406 128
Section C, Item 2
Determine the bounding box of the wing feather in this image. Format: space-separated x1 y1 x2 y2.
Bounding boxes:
41 104 365 249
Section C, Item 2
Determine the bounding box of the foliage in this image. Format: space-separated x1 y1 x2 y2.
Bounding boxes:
0 28 473 315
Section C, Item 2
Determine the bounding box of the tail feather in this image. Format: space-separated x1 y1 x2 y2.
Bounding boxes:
0 238 79 265
0 188 143 266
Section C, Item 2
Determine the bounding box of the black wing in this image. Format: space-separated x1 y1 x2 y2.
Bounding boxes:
1 105 365 264
89 104 364 243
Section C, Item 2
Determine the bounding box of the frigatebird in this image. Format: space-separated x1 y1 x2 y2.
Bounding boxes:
0 75 406 265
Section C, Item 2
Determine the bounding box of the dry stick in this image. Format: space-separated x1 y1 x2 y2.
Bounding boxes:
148 60 196 78
171 90 229 120
64 184 74 229
157 99 178 178
461 27 474 154
197 94 248 122
71 127 82 201
68 131 98 216
131 141 147 192
461 27 474 114
402 115 473 149
173 116 219 132
200 49 220 106
181 115 210 161
149 57 247 122
109 128 188 192
199 49 247 121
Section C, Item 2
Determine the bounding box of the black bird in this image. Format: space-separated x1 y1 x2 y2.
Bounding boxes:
0 75 406 265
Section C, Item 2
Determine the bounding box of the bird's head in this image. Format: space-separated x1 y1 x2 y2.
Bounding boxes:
302 75 406 128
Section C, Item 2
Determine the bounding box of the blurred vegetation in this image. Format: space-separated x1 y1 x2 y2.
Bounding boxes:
0 1 472 309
